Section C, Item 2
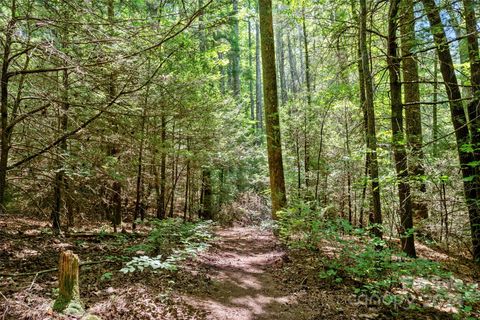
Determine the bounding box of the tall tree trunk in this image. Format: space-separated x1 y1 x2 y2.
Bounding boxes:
255 19 263 133
344 105 353 224
463 0 480 172
133 101 147 230
231 0 241 99
276 20 287 106
200 169 213 219
314 110 328 202
184 153 190 221
446 3 471 101
156 113 167 219
432 57 439 156
287 33 298 94
248 0 255 123
110 145 122 233
302 7 311 190
400 0 427 219
168 125 177 218
388 0 416 257
463 0 480 261
52 66 70 233
258 0 287 217
351 0 370 227
360 0 382 236
52 10 71 233
422 0 480 262
0 17 15 213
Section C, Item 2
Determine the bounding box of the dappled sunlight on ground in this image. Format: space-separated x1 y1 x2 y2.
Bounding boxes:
179 226 302 320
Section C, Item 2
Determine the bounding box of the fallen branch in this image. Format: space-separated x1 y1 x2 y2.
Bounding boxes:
0 260 115 278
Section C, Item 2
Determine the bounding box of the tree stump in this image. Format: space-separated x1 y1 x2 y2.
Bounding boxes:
53 250 84 315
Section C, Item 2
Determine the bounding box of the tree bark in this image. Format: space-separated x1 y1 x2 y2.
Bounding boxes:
156 113 167 219
255 19 264 133
432 57 439 156
351 0 370 227
400 0 427 219
258 0 287 217
0 17 15 213
302 7 311 190
422 0 480 262
248 0 255 122
133 101 147 230
463 0 480 176
388 0 416 257
200 169 213 219
53 251 82 314
360 0 382 236
276 18 287 106
231 0 241 99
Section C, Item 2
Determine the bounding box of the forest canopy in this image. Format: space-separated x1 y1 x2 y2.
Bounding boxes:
1 0 480 318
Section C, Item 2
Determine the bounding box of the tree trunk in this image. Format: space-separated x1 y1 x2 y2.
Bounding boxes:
231 0 240 99
287 33 298 94
276 21 287 106
200 169 213 219
314 110 328 202
432 57 439 156
388 0 416 257
156 114 167 219
351 0 370 227
168 126 178 218
0 18 14 213
400 0 427 219
111 150 122 233
133 103 147 230
302 7 311 190
183 141 190 221
446 3 471 101
255 19 263 133
258 0 287 217
360 0 382 236
344 105 353 224
422 0 480 262
248 0 255 123
463 0 480 173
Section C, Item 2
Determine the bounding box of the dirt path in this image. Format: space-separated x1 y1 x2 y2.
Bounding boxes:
178 226 317 320
0 221 458 319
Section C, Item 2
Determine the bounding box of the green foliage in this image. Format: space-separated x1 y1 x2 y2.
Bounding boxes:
279 204 449 293
121 218 214 274
277 202 480 314
100 272 113 281
128 218 213 255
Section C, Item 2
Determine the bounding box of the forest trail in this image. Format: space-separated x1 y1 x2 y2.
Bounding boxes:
179 226 313 320
176 226 457 320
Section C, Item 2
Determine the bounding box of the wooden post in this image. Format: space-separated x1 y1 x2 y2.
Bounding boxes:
53 250 83 315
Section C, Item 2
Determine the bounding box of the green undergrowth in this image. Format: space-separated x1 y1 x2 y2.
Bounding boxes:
120 218 214 274
276 201 480 319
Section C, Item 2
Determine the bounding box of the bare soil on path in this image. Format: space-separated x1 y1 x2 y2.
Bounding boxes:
179 226 307 319
176 226 378 320
175 226 457 320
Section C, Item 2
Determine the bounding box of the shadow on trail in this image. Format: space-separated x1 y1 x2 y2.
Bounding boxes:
177 226 457 320
178 226 312 320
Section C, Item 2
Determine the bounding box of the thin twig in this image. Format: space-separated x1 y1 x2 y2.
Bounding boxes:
0 259 115 277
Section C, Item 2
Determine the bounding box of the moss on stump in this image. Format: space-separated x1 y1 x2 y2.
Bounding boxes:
53 250 84 316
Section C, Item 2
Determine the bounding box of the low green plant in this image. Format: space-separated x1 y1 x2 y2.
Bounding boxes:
127 218 213 255
277 201 480 316
100 272 113 281
121 218 214 274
